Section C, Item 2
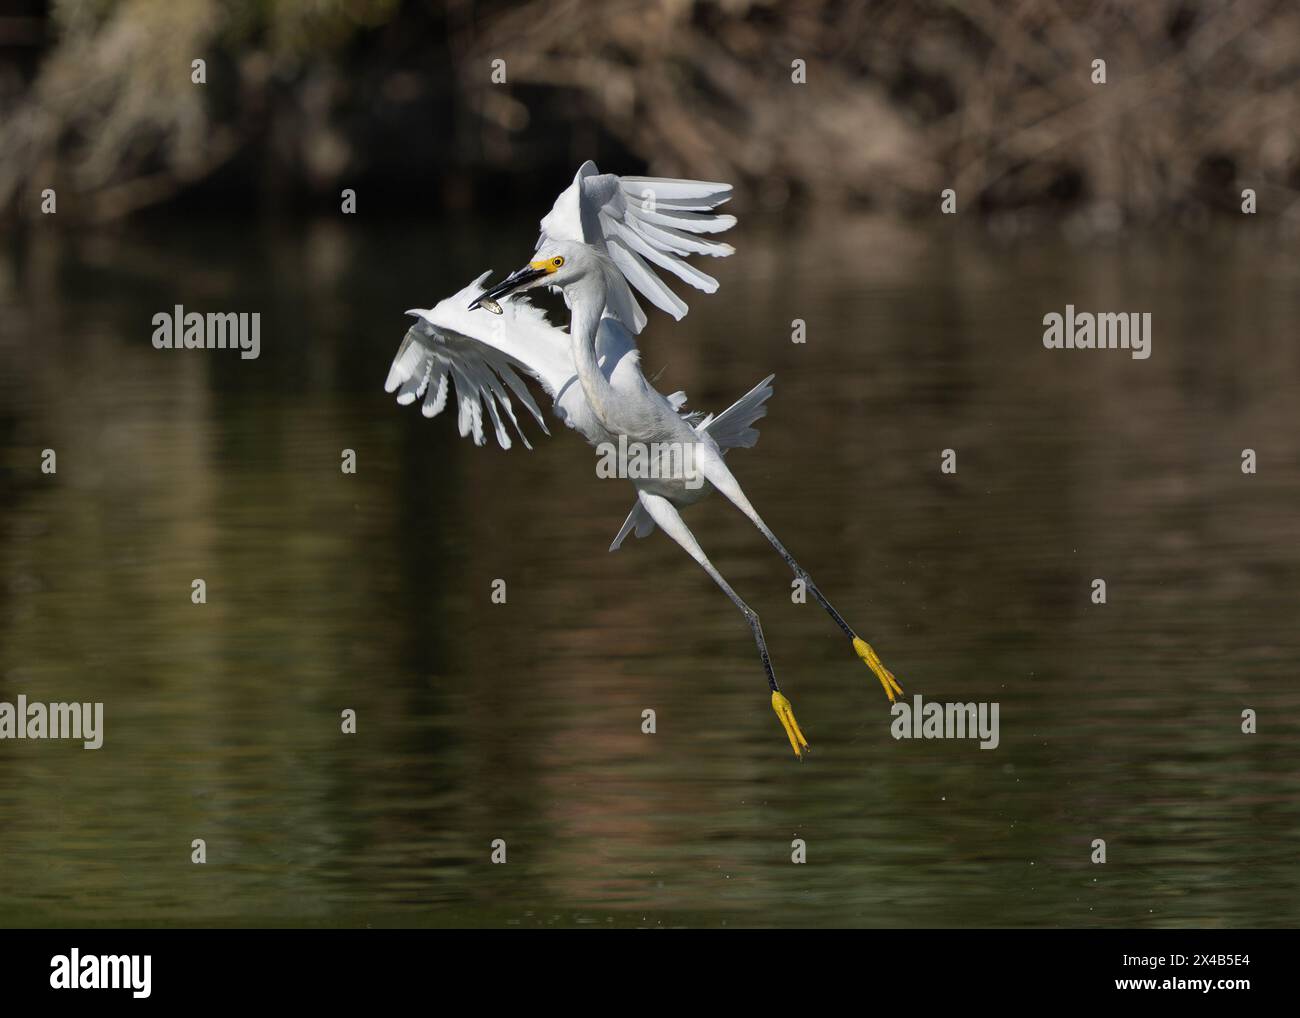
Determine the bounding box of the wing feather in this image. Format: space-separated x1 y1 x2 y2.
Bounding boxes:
536 160 737 334
607 218 721 293
605 236 690 320
386 272 574 450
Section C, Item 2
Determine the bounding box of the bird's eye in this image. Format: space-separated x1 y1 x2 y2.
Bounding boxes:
552 256 564 268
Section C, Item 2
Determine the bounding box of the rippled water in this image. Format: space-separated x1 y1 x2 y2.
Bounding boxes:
1 217 1297 927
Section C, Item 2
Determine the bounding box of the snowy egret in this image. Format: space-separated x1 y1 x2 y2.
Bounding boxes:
386 162 902 758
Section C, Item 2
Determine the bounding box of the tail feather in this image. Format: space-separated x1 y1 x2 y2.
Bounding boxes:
699 373 775 451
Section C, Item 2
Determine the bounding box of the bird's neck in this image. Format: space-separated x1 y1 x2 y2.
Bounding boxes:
568 274 619 424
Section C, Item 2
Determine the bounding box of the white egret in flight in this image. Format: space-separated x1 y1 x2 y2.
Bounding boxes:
385 162 902 758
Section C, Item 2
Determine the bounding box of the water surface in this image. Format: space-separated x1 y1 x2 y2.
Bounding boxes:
1 217 1297 927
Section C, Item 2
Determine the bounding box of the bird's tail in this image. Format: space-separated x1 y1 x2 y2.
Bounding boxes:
697 373 775 451
609 375 776 551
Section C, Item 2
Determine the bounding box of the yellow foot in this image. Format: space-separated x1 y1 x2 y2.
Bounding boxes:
771 691 809 759
853 637 904 703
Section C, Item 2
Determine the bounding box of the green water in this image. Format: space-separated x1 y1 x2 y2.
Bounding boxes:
1 218 1297 927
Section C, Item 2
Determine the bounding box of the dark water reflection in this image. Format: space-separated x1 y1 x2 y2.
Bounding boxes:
1 216 1297 927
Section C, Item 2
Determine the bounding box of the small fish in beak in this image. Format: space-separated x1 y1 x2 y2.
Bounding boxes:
469 263 550 312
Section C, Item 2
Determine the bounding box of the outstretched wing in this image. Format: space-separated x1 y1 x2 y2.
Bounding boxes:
537 160 736 334
385 272 574 450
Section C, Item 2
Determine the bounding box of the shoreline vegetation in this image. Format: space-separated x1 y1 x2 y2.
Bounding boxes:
0 0 1297 233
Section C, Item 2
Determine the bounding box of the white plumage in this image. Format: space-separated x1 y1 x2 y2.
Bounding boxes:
384 161 753 467
383 162 904 760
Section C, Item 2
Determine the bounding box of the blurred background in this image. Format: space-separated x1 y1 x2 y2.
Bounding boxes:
1 0 1299 229
1 1 1298 928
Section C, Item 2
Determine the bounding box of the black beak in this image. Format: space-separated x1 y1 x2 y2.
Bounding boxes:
469 265 548 311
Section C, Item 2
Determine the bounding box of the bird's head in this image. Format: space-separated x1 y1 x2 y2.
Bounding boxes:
468 240 594 313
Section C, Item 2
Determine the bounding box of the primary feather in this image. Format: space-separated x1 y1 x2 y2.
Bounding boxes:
536 160 736 334
386 271 571 449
